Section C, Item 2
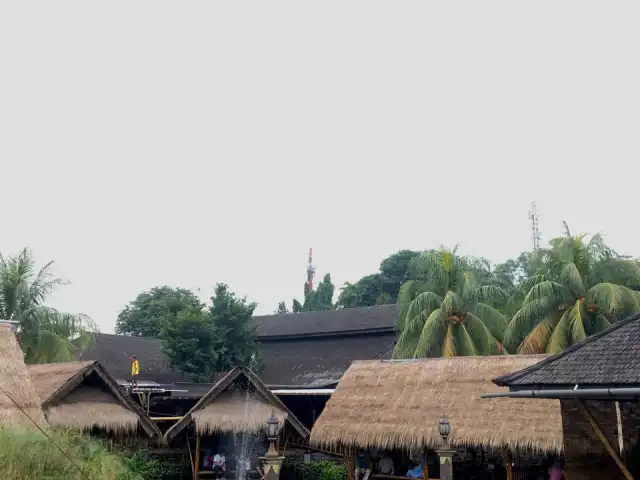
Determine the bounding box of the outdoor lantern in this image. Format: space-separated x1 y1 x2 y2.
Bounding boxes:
438 418 451 441
266 411 281 442
265 410 283 458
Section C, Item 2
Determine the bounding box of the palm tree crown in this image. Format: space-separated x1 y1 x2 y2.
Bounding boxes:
394 247 508 358
504 225 640 354
0 248 96 363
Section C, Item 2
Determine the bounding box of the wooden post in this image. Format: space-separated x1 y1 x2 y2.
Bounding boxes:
194 435 201 479
577 399 634 480
421 448 429 480
505 449 513 480
344 447 355 480
186 433 195 478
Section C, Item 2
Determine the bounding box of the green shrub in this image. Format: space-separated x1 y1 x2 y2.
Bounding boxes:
282 458 348 480
0 427 142 480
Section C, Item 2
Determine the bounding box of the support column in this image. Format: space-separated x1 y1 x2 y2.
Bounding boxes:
436 446 455 480
421 448 429 480
194 435 201 479
262 440 285 480
577 399 634 480
505 449 513 480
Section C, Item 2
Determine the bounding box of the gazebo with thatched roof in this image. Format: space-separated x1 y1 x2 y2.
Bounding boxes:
0 324 48 429
310 356 563 478
27 360 161 439
165 366 309 478
165 365 309 441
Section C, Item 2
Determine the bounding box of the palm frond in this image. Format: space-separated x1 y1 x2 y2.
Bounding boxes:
560 263 586 298
470 303 507 343
523 281 569 305
546 311 572 354
503 297 557 353
412 309 448 358
518 314 559 354
442 324 456 357
461 313 491 355
566 301 587 345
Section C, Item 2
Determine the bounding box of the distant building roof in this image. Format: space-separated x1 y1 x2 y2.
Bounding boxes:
80 305 400 388
252 304 398 339
77 333 187 384
259 333 395 387
494 312 640 388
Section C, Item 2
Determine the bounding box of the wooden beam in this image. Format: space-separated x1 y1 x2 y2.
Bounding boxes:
194 435 201 479
576 399 634 480
150 416 184 421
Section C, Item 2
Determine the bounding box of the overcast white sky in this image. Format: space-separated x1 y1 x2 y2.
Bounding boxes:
1 2 639 332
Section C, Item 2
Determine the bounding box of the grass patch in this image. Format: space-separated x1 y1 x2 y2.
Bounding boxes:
0 427 146 479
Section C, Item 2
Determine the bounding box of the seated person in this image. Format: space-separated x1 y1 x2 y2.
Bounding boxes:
355 451 371 480
378 453 394 475
212 452 227 479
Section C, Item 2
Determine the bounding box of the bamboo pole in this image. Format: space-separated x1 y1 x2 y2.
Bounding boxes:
194 435 201 479
577 399 633 480
505 449 513 480
186 433 195 479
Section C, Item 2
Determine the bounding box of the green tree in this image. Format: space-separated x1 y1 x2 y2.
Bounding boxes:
336 250 421 308
292 299 303 313
504 225 640 354
394 247 508 358
303 273 335 311
161 283 259 382
115 286 204 337
280 273 336 313
276 301 289 314
0 248 96 364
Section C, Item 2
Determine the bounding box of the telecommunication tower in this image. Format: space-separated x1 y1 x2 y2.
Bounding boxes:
528 202 541 251
306 248 316 293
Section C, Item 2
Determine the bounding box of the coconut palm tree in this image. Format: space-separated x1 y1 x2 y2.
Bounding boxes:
504 224 640 354
0 248 96 363
393 247 509 358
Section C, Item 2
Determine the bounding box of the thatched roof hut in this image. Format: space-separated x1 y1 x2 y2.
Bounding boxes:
164 366 309 442
310 356 563 454
27 360 161 438
0 325 47 428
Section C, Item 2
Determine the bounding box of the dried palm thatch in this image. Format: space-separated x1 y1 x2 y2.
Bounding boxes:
164 366 309 442
310 356 563 454
46 386 138 434
28 361 95 403
27 360 161 438
0 325 47 428
193 390 287 435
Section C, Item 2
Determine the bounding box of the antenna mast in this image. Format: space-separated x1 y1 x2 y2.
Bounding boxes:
528 202 541 251
306 248 315 293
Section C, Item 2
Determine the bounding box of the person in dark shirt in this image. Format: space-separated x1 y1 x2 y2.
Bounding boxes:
355 451 371 480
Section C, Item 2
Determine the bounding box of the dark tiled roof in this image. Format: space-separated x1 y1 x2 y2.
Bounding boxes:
252 304 399 338
83 305 399 387
494 313 640 388
258 332 396 387
77 333 187 384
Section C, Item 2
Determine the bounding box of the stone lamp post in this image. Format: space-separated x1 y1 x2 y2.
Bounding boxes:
261 411 285 480
437 418 455 480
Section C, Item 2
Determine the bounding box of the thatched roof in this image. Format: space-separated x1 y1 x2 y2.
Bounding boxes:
310 356 563 454
0 325 47 428
164 366 310 442
27 360 161 438
192 390 288 436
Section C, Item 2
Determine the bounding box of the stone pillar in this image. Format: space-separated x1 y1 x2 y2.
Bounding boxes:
437 447 455 480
